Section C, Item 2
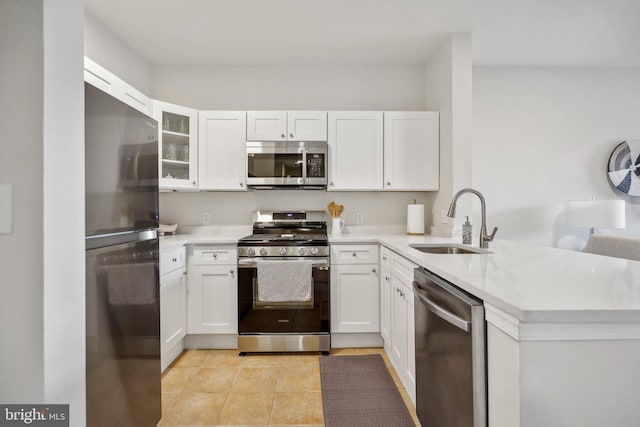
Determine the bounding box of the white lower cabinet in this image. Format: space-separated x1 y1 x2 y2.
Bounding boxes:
380 246 392 345
160 246 187 371
331 264 380 333
330 245 381 346
383 247 417 403
187 246 238 334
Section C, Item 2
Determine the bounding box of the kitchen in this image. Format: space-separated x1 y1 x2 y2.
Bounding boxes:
3 1 640 427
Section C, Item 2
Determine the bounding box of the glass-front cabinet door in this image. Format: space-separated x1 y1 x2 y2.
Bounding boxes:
153 100 198 191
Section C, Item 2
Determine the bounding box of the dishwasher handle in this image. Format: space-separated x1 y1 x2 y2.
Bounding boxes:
414 285 471 332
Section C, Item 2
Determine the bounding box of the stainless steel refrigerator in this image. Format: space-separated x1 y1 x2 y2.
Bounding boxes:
85 82 161 427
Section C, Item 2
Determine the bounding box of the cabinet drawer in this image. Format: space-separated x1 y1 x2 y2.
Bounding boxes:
380 246 391 269
390 252 418 285
160 246 185 275
190 245 237 266
331 244 379 264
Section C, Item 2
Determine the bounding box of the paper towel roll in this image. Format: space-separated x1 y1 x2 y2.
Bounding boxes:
407 204 425 235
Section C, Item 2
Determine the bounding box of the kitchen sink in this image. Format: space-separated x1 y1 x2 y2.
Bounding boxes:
409 244 492 255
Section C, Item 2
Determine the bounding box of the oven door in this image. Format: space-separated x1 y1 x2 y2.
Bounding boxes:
237 257 330 334
246 141 327 187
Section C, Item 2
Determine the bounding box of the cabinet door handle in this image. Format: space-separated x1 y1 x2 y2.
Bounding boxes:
230 270 235 277
352 253 357 257
290 133 294 138
239 182 244 187
281 133 286 139
213 254 218 259
330 181 334 186
386 181 391 186
372 268 377 273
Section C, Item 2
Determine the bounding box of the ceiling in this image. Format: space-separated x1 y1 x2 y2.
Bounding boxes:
84 0 640 67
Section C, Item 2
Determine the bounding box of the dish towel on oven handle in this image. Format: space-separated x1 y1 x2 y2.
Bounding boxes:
257 259 313 302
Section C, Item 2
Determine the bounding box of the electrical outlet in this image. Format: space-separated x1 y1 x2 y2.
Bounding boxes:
356 211 365 225
202 210 211 225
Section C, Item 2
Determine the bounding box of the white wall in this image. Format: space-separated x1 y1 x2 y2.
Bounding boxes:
154 64 432 228
0 1 85 422
84 10 152 95
425 34 473 236
0 0 45 402
473 67 640 248
152 65 426 111
160 190 430 229
43 0 86 421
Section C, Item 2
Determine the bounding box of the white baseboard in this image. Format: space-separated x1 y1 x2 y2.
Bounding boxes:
330 333 383 348
184 334 238 349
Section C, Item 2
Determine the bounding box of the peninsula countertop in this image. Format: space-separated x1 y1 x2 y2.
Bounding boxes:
161 228 640 324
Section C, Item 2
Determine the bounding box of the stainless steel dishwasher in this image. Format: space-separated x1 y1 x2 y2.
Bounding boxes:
413 267 487 427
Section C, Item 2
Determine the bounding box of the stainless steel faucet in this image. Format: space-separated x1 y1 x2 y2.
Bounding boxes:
447 188 498 249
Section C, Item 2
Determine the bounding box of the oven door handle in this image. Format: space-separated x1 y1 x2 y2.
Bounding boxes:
238 257 330 268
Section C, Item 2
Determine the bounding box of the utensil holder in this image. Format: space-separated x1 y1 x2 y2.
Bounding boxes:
331 218 345 235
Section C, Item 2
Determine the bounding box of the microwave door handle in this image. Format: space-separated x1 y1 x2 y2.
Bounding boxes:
301 148 308 184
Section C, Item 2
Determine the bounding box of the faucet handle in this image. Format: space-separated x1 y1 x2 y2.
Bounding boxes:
486 226 498 242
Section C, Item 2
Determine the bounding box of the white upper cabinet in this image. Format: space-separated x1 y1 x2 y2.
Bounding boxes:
287 111 328 141
154 100 199 191
247 111 327 141
383 111 439 191
246 111 287 141
198 111 247 191
84 57 153 117
327 112 383 191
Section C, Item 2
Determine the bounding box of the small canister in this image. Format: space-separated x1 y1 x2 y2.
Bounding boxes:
462 216 472 244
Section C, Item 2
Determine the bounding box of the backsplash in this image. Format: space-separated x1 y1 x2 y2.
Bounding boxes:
160 191 434 228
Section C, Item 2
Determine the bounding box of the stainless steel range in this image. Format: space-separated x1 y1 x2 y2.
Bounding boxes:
237 210 330 354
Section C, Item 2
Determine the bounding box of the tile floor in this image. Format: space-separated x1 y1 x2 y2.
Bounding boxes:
159 347 421 426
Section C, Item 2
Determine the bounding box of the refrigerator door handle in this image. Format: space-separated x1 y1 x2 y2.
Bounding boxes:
415 286 471 332
86 229 157 250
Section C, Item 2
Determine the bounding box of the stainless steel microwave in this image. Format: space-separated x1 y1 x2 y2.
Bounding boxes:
246 141 327 188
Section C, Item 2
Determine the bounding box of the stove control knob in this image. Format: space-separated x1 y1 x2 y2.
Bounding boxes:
247 248 255 256
310 247 319 255
259 248 268 256
298 247 306 256
279 247 287 255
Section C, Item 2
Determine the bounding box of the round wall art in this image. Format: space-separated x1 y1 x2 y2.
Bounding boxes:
608 140 640 196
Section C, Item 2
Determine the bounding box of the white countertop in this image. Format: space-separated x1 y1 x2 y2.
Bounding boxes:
159 225 251 251
161 228 640 323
